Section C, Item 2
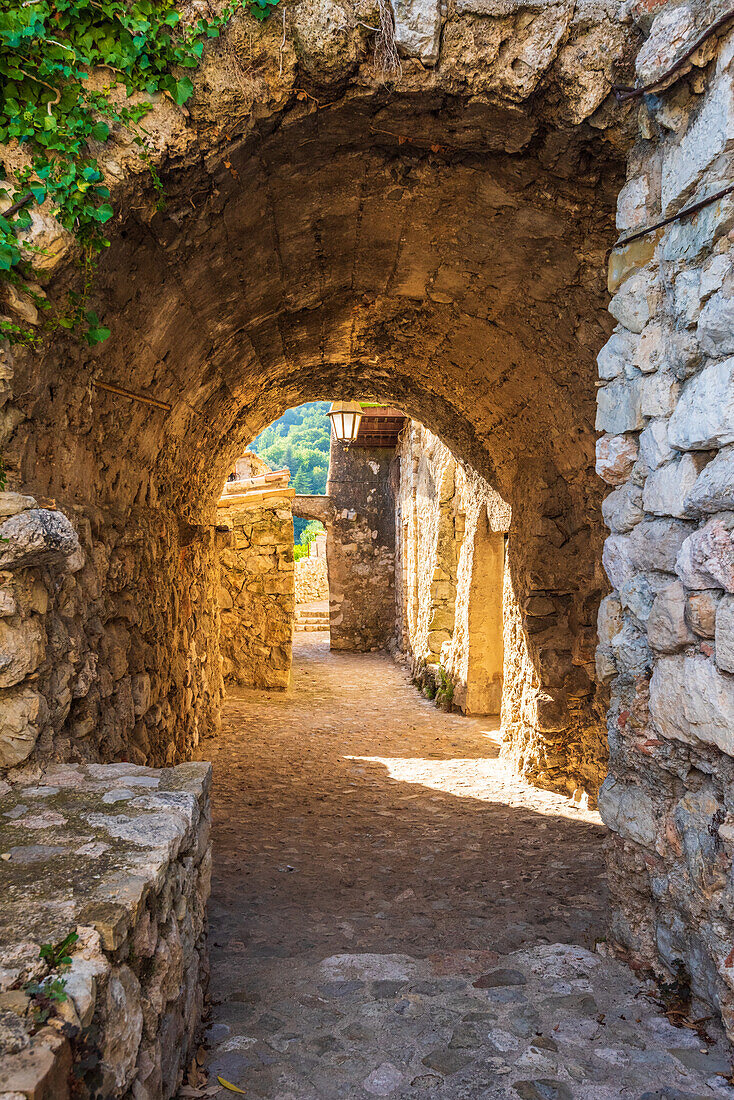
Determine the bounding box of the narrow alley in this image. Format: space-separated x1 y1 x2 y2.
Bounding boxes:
195 636 732 1099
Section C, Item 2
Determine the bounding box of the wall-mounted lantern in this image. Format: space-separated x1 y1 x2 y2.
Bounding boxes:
328 400 363 445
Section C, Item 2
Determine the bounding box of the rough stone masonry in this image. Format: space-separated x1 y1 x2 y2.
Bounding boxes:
2 0 734 1056
595 0 734 1043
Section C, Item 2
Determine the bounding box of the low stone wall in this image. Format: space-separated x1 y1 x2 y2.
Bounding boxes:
216 499 294 689
0 761 211 1100
294 557 328 604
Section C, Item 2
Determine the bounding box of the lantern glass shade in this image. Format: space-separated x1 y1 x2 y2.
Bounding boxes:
328 400 363 444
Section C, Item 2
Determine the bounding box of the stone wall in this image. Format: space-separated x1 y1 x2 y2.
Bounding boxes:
596 1 734 1040
216 497 294 690
395 423 510 711
0 490 223 778
0 761 211 1099
294 557 328 604
395 422 607 799
326 438 396 652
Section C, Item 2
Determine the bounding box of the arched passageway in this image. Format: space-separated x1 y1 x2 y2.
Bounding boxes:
4 87 624 797
7 0 734 1086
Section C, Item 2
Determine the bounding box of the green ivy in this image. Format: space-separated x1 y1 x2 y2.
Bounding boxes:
0 0 278 343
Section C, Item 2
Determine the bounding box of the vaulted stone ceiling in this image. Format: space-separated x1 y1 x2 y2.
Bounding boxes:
17 95 623 520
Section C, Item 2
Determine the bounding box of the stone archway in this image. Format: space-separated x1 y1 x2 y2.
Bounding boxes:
6 0 734 1063
0 3 633 784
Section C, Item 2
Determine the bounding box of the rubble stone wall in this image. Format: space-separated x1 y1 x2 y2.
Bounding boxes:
294 557 328 604
0 492 223 778
326 439 396 652
396 422 608 798
0 761 211 1100
216 500 294 690
596 0 734 1039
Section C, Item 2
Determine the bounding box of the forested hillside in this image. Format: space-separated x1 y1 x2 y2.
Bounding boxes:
250 402 331 494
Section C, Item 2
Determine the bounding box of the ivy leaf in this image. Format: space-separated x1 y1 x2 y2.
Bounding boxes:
95 202 114 222
30 183 46 203
84 311 110 345
91 120 110 141
172 76 193 104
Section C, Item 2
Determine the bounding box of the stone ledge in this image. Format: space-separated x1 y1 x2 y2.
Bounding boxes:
0 761 211 1100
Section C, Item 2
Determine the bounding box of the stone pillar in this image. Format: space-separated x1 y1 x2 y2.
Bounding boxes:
326 437 396 651
464 521 505 715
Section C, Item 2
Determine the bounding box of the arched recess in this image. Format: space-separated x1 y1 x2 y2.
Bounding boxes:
1 82 627 796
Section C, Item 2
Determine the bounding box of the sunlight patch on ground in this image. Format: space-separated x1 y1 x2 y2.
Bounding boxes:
344 754 603 825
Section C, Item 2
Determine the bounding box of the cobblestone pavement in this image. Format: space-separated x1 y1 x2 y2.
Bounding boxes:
192 635 733 1099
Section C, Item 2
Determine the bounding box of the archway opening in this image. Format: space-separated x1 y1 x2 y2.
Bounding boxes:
3 91 621 802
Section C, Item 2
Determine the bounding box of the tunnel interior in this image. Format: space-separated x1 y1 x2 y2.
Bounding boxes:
5 93 623 796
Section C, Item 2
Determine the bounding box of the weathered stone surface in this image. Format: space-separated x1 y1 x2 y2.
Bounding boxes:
629 518 695 574
639 418 675 472
676 513 734 592
715 595 734 674
598 775 657 847
610 620 651 675
602 534 634 590
0 510 80 572
647 581 694 653
668 358 734 450
295 556 328 603
0 686 47 767
216 459 295 690
595 377 643 434
639 370 679 419
634 2 694 87
642 454 706 518
608 270 656 334
602 481 643 533
683 591 719 646
289 0 361 82
391 0 442 64
103 965 143 1092
698 289 734 357
0 493 37 519
597 593 623 647
661 70 734 214
633 321 664 374
0 762 210 1098
595 434 638 485
619 572 663 625
684 447 734 514
0 617 45 689
596 329 638 380
650 653 734 755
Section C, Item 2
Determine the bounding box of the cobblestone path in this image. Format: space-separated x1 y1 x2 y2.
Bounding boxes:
192 635 733 1099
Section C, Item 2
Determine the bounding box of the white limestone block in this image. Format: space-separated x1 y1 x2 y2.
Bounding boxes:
661 72 734 214
642 454 707 518
650 653 734 756
668 358 734 450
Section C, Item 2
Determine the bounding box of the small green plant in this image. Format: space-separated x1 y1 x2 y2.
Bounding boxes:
0 0 279 342
25 977 69 1023
39 930 79 968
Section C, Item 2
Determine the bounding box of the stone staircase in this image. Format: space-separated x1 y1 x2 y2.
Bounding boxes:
295 605 330 631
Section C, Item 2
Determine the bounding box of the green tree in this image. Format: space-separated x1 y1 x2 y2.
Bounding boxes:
293 465 313 494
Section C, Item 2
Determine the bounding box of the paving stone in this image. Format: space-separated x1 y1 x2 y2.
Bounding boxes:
193 637 732 1100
